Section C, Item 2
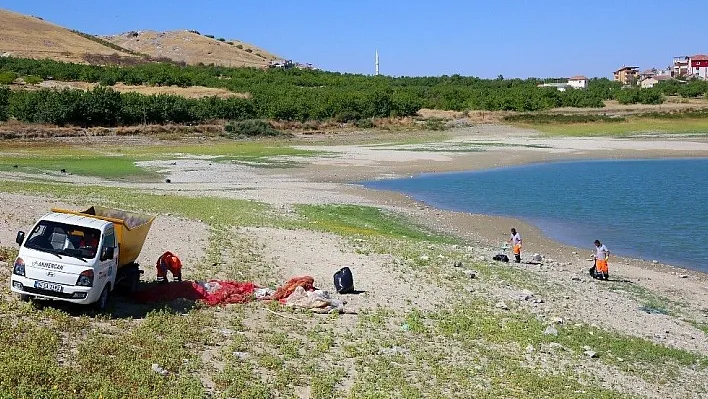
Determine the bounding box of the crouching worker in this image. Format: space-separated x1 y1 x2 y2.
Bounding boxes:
591 240 610 280
156 251 182 283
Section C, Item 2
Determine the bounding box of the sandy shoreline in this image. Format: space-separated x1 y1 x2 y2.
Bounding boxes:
290 125 708 275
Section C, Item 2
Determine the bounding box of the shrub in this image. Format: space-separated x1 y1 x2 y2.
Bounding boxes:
218 38 226 42
223 119 284 137
503 113 625 124
205 34 215 39
227 41 234 45
245 49 253 53
236 44 243 49
335 110 361 123
23 75 43 85
0 86 9 121
354 118 374 128
0 71 17 85
424 118 447 131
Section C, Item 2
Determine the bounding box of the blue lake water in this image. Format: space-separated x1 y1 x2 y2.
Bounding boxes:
362 158 708 273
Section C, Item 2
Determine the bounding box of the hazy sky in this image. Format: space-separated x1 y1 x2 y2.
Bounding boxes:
3 0 707 78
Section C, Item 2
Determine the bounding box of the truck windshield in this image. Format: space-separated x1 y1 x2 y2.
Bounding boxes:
24 221 101 260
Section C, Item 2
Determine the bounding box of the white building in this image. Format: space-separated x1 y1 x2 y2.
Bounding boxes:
567 75 588 89
689 54 708 80
537 82 570 92
640 75 672 89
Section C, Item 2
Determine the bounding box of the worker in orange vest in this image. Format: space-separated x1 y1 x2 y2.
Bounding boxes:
592 240 610 280
156 251 182 283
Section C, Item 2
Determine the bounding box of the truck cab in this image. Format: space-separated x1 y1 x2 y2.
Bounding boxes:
10 212 119 310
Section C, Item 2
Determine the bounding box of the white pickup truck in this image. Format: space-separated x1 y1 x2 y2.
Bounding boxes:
10 206 154 310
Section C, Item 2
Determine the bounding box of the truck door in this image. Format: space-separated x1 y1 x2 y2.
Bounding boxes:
98 227 117 290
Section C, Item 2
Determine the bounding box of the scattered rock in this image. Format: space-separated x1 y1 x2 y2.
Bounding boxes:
652 260 659 264
151 363 169 376
419 255 429 261
584 350 598 358
526 344 535 353
495 301 509 310
378 346 410 356
533 298 544 304
543 325 558 336
571 276 581 281
464 269 477 279
548 342 563 350
233 351 249 360
678 274 688 278
165 178 172 183
552 317 564 325
517 291 534 301
453 261 463 268
532 253 543 262
572 251 578 255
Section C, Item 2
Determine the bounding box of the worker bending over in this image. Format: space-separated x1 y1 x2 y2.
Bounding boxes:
156 251 182 283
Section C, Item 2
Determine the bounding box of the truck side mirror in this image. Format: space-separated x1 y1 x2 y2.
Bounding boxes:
101 246 115 261
16 231 25 246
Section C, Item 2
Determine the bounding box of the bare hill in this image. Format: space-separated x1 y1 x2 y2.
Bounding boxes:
102 30 280 68
0 8 137 63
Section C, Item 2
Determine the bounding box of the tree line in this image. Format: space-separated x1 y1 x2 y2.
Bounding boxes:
0 86 423 126
1 56 703 127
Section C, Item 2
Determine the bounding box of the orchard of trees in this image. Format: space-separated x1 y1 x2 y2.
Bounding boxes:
0 56 705 127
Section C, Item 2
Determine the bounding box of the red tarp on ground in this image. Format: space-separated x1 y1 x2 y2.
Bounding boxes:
133 280 257 306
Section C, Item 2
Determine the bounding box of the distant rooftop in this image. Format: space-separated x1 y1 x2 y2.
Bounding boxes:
614 66 639 73
691 54 708 61
569 75 588 80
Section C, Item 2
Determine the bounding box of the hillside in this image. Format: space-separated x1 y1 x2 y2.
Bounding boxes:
0 9 136 63
102 30 280 68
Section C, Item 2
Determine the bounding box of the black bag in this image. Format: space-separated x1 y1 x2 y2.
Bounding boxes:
333 267 354 294
493 254 509 263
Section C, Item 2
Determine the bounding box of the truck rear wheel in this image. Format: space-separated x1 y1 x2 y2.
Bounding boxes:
94 285 110 311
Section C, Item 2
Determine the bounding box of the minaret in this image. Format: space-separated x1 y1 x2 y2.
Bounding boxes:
375 49 380 76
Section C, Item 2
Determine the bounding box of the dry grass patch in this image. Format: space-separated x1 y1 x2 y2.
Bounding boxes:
0 9 135 64
102 30 279 68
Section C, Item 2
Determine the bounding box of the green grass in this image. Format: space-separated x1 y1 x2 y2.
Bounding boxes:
0 140 325 181
606 281 682 316
515 117 708 136
0 300 214 399
294 204 459 243
0 180 275 228
0 154 159 180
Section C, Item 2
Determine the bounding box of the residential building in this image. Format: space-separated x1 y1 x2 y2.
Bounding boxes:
689 54 708 79
640 75 672 89
614 66 639 85
537 82 569 91
639 69 657 80
672 56 690 77
567 75 588 89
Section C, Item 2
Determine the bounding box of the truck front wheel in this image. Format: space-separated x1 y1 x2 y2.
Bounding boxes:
19 293 32 302
94 285 110 311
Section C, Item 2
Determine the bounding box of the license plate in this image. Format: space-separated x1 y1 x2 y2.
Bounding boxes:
34 281 63 292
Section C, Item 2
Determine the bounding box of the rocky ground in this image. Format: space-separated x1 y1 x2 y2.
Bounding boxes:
1 124 708 397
